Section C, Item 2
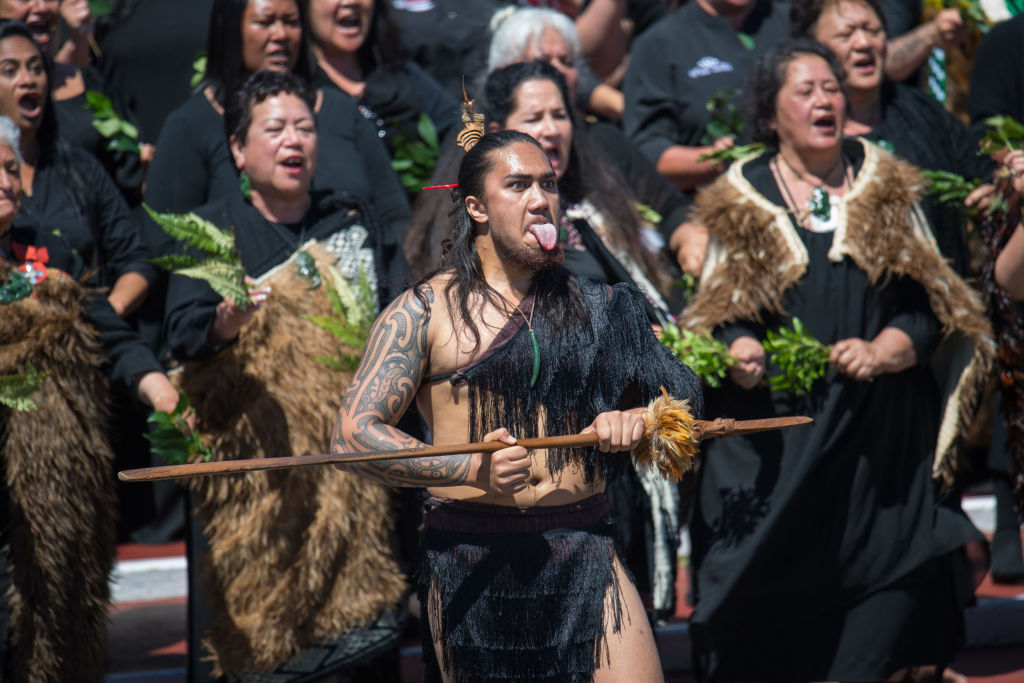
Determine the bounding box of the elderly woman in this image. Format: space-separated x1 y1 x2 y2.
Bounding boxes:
163 70 406 682
305 0 458 159
682 39 991 681
0 20 153 316
0 112 180 679
791 0 994 276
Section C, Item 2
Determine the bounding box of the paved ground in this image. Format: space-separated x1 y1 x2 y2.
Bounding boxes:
105 504 1024 682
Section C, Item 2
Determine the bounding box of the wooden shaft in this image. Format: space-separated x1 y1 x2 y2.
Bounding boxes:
117 416 812 483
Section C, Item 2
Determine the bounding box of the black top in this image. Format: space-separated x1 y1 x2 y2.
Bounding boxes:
623 0 791 165
875 0 923 41
864 82 995 276
145 88 410 253
165 189 394 361
55 66 145 206
389 0 511 99
315 61 460 159
96 0 211 144
84 290 164 395
10 146 154 287
968 15 1024 135
689 148 975 680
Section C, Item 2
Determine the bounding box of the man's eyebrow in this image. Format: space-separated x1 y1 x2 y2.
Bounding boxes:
501 172 557 181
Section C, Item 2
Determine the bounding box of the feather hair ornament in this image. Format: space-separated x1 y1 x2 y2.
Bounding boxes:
456 78 485 153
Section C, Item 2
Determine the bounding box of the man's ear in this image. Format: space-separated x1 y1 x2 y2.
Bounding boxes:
465 195 488 224
486 121 501 134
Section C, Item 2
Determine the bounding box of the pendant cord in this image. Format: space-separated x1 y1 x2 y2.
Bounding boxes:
772 154 851 228
493 289 540 387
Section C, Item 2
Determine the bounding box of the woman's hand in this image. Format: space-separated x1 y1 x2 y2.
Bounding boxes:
1003 149 1024 195
479 427 531 495
728 336 766 390
136 370 196 429
581 409 646 452
831 328 917 381
209 277 270 343
669 221 709 277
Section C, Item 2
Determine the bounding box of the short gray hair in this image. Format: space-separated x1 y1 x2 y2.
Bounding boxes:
488 7 581 72
0 116 23 166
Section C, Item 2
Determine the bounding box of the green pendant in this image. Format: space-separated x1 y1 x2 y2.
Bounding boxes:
807 186 831 221
528 328 540 387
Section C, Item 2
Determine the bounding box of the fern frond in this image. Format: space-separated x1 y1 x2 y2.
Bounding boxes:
174 262 249 308
144 205 240 260
0 365 49 412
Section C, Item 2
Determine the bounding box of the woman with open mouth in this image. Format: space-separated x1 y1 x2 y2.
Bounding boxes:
145 0 410 307
305 0 458 165
682 39 991 682
791 0 994 278
0 0 146 206
162 69 406 683
0 19 153 319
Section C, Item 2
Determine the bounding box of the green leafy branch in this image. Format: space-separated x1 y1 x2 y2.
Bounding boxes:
391 114 440 196
659 326 735 388
925 0 989 33
698 142 766 164
921 169 983 215
88 0 113 17
634 202 662 225
307 266 377 372
86 90 140 154
0 365 48 412
762 318 832 395
145 393 213 466
702 88 745 145
979 115 1024 155
191 52 207 89
145 205 249 308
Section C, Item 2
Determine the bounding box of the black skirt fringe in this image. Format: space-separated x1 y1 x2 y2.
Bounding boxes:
419 494 627 682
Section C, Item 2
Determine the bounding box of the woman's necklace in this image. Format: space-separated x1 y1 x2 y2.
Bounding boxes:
773 153 849 225
494 290 540 388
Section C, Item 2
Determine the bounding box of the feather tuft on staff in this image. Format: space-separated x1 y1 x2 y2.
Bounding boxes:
633 386 699 481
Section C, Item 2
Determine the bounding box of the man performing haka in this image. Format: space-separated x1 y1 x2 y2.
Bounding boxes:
332 129 703 683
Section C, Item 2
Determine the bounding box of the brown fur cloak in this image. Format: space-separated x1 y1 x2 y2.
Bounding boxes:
684 138 994 485
177 244 406 677
0 264 116 682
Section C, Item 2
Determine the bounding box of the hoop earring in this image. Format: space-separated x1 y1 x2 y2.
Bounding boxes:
239 170 251 200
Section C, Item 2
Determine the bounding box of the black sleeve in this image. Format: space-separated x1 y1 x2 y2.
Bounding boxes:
145 104 212 214
967 17 1024 141
587 122 694 242
623 28 684 165
405 61 461 142
875 0 921 39
885 278 942 364
83 290 163 394
353 111 412 303
77 150 157 285
163 265 226 362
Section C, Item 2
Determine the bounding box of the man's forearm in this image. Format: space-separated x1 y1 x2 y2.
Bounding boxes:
886 24 938 81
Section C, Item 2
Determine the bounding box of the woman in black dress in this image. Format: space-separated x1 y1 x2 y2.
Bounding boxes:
0 20 153 317
305 0 458 160
0 0 146 204
682 39 991 681
791 0 994 276
163 70 406 683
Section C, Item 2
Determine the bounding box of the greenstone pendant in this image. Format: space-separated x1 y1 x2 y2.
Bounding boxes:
807 186 831 221
528 328 540 387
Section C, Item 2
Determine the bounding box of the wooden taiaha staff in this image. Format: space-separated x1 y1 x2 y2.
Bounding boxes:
119 390 811 483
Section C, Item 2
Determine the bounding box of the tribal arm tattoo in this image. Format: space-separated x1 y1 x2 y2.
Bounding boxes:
332 284 475 487
885 25 937 82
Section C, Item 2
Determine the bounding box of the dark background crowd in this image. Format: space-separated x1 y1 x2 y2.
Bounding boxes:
1 0 1024 681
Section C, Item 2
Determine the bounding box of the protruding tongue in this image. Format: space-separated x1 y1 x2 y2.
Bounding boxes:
528 222 558 251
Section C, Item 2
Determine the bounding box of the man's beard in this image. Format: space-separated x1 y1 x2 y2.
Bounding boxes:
491 226 565 271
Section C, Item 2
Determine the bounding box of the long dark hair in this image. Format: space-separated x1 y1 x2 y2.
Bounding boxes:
425 130 585 352
747 38 847 145
483 61 672 295
0 20 88 215
204 0 316 106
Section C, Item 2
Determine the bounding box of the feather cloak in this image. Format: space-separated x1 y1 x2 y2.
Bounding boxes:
684 138 995 485
0 264 115 682
177 244 406 677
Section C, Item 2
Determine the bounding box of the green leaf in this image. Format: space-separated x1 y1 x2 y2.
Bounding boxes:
761 318 832 395
659 326 735 388
0 364 48 412
308 265 378 372
921 169 983 216
698 142 766 164
416 113 439 150
191 53 207 89
737 32 755 51
980 115 1024 155
175 262 249 308
107 135 141 154
634 202 663 225
85 90 116 117
92 118 122 137
89 0 114 16
144 392 214 466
